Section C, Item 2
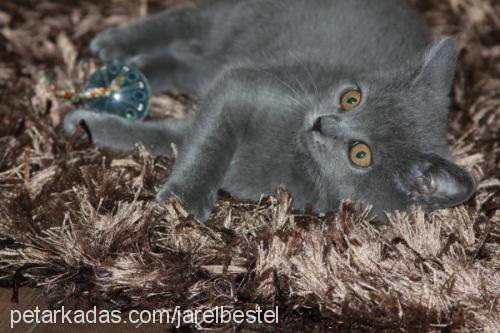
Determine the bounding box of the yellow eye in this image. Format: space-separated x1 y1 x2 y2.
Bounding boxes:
349 143 372 167
340 90 362 111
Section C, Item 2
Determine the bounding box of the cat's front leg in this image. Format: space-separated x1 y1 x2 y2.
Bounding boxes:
156 109 237 220
63 110 188 155
91 7 205 63
156 67 294 220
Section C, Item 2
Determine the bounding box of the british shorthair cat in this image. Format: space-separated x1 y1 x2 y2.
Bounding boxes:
64 0 476 222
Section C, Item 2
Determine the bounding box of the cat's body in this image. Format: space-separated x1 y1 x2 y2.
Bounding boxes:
64 0 476 221
89 0 431 94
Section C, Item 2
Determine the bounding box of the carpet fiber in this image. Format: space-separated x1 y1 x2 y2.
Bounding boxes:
0 0 499 331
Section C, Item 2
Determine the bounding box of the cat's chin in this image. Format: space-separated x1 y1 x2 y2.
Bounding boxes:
303 138 327 170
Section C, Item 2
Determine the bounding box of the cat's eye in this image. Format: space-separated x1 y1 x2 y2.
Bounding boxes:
349 143 372 168
340 90 362 111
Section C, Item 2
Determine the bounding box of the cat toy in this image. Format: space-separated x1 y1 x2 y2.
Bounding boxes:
42 64 152 121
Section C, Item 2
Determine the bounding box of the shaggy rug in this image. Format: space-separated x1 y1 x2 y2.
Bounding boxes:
0 0 499 331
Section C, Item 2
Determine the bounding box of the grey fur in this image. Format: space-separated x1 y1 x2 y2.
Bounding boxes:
64 0 476 222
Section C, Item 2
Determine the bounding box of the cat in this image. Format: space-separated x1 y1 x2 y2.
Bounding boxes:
63 0 476 222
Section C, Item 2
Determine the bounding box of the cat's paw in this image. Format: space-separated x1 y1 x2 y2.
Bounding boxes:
90 27 135 63
62 110 95 137
156 183 213 221
155 186 172 204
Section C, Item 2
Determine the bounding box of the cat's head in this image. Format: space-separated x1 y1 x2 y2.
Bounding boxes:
300 37 476 221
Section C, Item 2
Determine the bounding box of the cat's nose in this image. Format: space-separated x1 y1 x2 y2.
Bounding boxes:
312 117 323 134
312 115 341 135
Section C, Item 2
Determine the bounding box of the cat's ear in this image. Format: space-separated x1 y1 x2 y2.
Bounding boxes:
412 37 458 95
397 154 476 209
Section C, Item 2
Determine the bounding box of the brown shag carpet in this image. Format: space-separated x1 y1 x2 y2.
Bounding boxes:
0 0 499 331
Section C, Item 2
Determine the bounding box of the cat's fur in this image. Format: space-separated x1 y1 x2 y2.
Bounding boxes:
63 0 476 222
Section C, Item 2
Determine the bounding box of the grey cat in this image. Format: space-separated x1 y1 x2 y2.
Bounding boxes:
63 0 476 222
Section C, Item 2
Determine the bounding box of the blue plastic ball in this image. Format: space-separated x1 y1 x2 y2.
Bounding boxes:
84 64 151 121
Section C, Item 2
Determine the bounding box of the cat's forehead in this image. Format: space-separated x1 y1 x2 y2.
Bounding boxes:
360 86 450 158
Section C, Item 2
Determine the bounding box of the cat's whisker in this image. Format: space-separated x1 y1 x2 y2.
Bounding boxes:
315 164 326 193
312 169 324 196
254 69 308 109
271 88 306 109
304 153 325 195
281 65 315 108
289 72 315 109
289 50 320 100
283 95 305 109
273 90 304 109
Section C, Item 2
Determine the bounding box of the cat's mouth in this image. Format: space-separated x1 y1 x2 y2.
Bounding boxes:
309 129 337 146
